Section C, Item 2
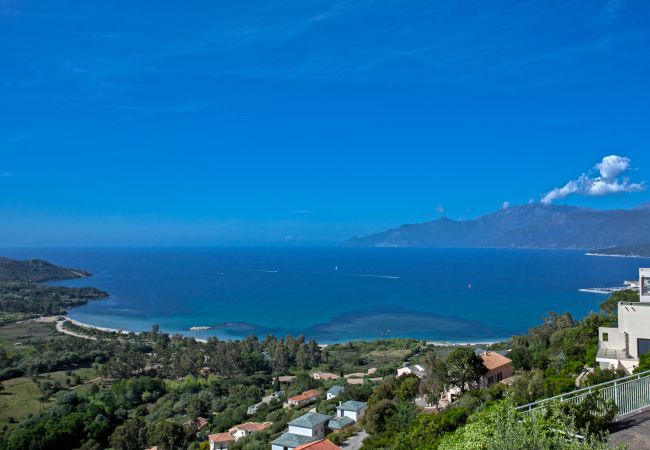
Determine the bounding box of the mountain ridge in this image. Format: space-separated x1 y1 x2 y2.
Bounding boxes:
345 203 650 249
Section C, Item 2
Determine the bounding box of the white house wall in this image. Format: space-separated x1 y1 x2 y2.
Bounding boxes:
618 303 650 358
288 425 312 437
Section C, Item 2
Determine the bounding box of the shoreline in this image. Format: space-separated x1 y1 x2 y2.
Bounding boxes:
65 317 133 335
48 315 508 346
585 252 650 259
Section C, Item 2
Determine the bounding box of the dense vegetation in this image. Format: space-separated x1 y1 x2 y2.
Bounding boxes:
0 257 108 324
0 257 91 283
358 289 637 449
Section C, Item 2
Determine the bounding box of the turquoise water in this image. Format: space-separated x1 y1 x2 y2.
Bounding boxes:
3 247 646 343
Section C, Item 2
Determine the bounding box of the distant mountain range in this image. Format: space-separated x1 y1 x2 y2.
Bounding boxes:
345 202 650 250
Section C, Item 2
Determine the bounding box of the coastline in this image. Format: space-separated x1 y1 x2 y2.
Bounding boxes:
65 317 132 335
32 247 639 347
585 252 650 259
49 315 507 346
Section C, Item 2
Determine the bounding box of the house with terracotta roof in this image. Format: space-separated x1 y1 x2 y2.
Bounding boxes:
208 432 236 450
312 372 340 381
228 421 272 440
287 389 321 407
478 351 513 387
442 351 514 402
196 416 209 429
279 375 297 383
295 439 341 450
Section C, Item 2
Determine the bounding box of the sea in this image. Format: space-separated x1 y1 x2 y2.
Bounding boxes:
2 247 647 343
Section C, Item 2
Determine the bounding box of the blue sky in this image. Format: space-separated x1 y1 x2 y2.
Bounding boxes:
1 0 650 245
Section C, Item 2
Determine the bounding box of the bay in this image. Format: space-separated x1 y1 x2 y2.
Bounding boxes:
2 247 645 343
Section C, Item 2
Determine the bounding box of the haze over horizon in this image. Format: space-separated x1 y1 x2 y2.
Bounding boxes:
2 0 650 246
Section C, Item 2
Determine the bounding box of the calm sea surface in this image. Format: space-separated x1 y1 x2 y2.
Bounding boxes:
2 247 646 343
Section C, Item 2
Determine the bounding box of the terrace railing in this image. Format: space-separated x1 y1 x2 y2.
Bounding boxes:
516 370 650 420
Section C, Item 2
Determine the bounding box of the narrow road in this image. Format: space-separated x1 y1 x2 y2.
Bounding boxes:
340 431 368 450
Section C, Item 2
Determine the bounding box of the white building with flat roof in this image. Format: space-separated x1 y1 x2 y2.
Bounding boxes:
596 268 650 373
641 268 650 302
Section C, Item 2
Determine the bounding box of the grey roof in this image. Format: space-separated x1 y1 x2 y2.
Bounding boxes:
327 385 345 395
328 416 355 430
272 432 316 447
336 400 367 412
288 412 331 429
474 348 487 356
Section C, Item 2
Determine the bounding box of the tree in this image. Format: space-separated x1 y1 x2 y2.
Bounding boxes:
635 352 650 373
508 369 545 405
396 374 420 402
365 399 397 434
273 340 288 374
419 351 447 407
109 418 148 450
147 420 190 450
368 378 397 406
445 347 487 394
438 400 612 450
295 347 309 370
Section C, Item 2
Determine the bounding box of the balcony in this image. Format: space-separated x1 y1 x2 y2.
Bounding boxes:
596 343 636 361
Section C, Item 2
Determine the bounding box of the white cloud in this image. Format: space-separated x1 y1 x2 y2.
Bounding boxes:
289 209 312 215
501 201 510 209
435 204 445 215
541 155 645 204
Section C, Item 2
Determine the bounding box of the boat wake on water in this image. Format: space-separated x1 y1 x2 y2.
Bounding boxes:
343 273 400 279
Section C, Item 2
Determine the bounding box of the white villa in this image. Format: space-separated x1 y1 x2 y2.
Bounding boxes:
597 268 650 374
272 401 367 450
397 364 426 378
336 400 368 422
271 413 330 450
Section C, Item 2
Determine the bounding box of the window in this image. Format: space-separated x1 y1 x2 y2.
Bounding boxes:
638 339 650 357
643 276 650 296
603 332 609 342
496 372 503 382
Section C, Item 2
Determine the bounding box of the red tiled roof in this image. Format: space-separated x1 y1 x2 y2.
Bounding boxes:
230 421 272 432
209 433 236 444
197 417 209 428
295 439 341 450
313 372 339 380
480 352 512 370
288 389 321 402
